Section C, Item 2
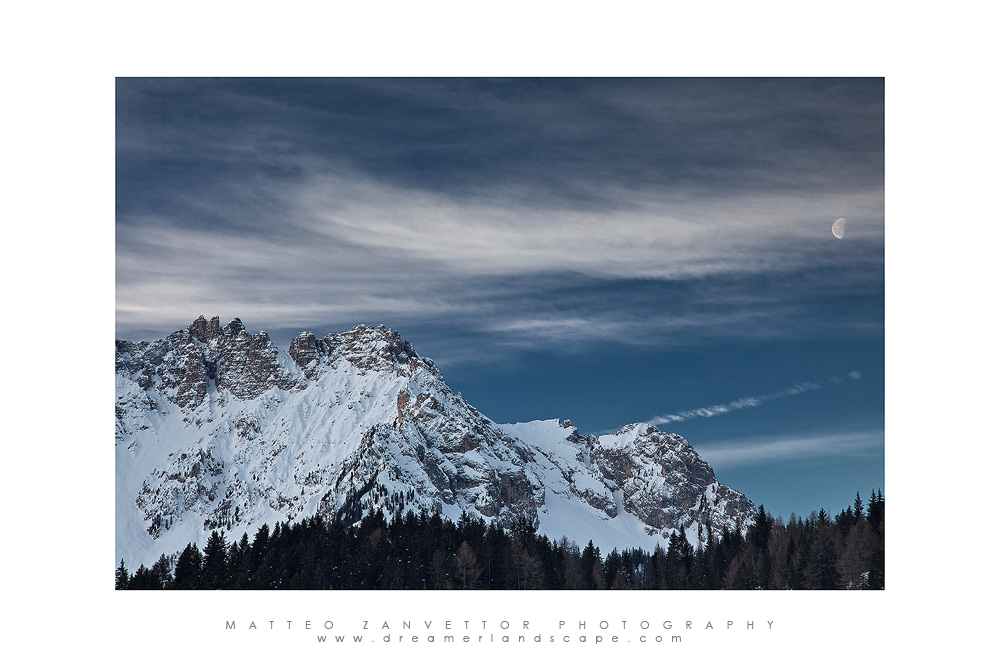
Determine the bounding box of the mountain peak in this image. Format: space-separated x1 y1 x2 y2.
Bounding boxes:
188 315 221 341
223 317 246 337
289 323 423 378
187 315 247 342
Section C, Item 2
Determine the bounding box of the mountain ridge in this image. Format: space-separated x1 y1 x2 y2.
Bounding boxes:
115 316 756 568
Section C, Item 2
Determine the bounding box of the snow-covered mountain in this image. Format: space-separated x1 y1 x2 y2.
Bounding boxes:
116 316 755 568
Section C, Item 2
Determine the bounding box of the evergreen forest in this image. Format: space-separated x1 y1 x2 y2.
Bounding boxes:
115 490 884 590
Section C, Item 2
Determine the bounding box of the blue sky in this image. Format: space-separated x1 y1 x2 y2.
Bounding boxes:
116 78 884 522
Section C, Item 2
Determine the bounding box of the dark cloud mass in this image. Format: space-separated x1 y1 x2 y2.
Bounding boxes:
117 78 883 210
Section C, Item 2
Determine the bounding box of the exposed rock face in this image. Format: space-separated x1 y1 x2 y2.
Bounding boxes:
188 315 221 342
116 317 756 568
214 326 297 400
115 316 299 409
115 328 213 408
288 332 320 378
589 423 754 538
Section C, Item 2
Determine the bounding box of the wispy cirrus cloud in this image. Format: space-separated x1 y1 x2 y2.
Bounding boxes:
284 167 884 280
116 158 883 345
649 372 862 427
693 429 883 466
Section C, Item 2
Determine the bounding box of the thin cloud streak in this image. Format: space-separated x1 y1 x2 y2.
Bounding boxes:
694 429 884 466
649 373 862 426
650 383 822 426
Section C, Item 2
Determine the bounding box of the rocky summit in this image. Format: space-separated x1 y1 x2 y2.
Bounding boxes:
115 317 755 568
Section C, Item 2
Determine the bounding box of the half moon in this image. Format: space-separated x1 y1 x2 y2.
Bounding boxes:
832 218 846 239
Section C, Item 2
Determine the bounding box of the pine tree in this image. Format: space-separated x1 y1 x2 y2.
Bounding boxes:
173 543 203 589
129 564 156 589
151 554 174 589
748 505 773 551
228 533 251 589
580 541 600 590
645 544 664 589
853 492 865 523
604 548 622 589
865 489 885 588
115 559 129 590
867 489 884 526
666 530 695 588
202 530 229 588
484 520 508 589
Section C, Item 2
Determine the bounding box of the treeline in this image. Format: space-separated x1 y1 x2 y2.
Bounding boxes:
116 490 884 590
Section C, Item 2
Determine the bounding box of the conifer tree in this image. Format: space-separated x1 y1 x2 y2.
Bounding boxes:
853 492 865 522
115 559 129 590
228 533 251 589
580 541 600 590
151 553 174 589
202 530 229 588
173 543 203 589
748 505 773 552
604 548 622 589
129 564 156 589
866 489 885 588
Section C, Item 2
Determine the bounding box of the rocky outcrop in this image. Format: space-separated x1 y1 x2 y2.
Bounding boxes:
115 328 214 408
589 423 754 536
289 324 431 377
188 315 221 342
115 316 300 409
214 326 297 399
289 332 321 378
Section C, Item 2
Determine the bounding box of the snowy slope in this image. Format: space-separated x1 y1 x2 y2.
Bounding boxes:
116 317 755 568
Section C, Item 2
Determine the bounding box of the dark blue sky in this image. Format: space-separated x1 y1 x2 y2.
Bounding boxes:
117 78 884 521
